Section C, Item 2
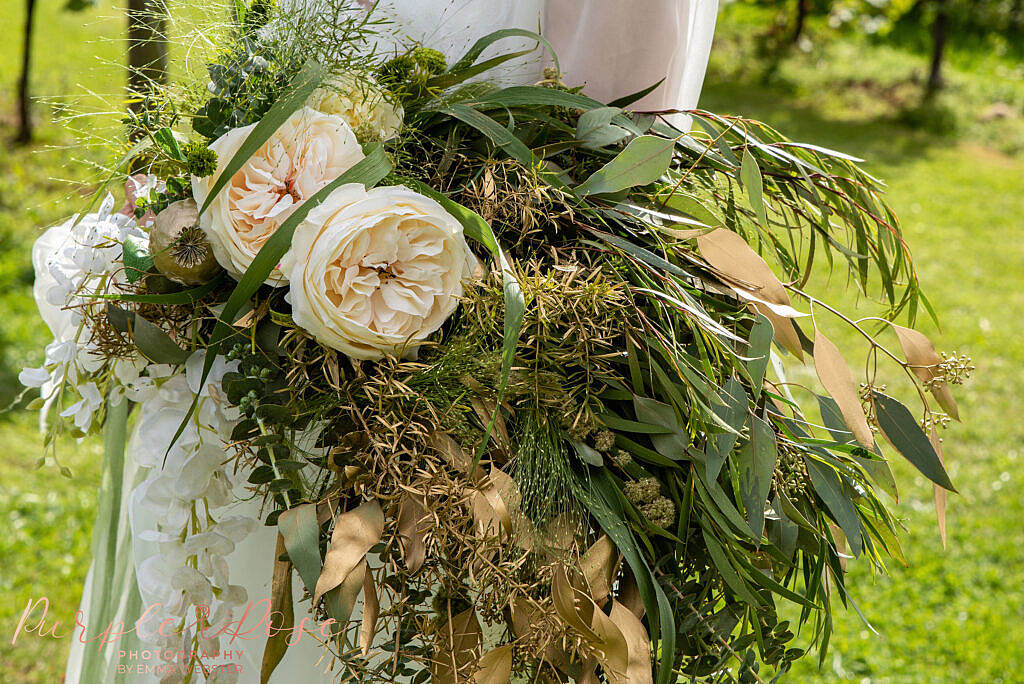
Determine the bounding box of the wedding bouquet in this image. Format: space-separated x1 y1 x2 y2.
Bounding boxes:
22 2 970 682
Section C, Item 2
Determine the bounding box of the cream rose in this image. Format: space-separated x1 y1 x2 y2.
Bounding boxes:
191 106 364 285
307 74 403 142
279 184 479 360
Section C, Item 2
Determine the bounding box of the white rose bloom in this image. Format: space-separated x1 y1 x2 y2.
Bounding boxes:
191 107 364 285
280 184 479 360
308 73 404 142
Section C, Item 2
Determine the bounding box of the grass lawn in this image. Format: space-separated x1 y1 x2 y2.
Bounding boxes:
0 3 1021 683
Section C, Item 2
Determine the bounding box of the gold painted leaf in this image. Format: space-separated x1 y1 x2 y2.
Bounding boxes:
930 425 948 548
470 396 511 455
509 598 570 672
474 645 513 684
696 229 805 360
551 564 601 642
323 559 367 630
551 566 629 680
581 535 619 605
813 331 873 448
359 566 379 656
892 324 960 421
396 495 429 574
313 500 384 604
430 431 475 475
617 568 645 620
608 601 653 684
432 609 483 684
696 228 790 306
471 467 516 539
260 534 294 684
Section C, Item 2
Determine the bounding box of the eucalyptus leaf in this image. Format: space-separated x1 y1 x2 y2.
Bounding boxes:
741 147 769 226
122 239 154 284
806 459 863 557
632 397 687 460
571 440 604 466
816 394 898 499
576 135 674 196
132 315 191 365
745 315 774 398
705 377 747 482
106 303 133 334
576 106 629 149
872 391 956 491
735 414 778 540
152 127 185 161
278 503 322 595
701 525 763 607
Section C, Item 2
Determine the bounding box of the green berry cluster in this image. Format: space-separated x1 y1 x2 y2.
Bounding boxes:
771 448 810 498
184 142 219 177
377 47 448 101
934 351 975 387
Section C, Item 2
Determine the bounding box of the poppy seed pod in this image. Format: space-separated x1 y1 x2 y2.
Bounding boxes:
150 199 220 285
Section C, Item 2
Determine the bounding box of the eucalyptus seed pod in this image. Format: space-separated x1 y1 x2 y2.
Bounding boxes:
150 199 220 285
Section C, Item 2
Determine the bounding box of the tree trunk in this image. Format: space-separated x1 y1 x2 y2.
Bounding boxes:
925 0 949 97
16 0 38 144
791 0 811 44
127 0 168 114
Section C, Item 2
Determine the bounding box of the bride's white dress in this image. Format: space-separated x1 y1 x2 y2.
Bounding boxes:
64 2 718 682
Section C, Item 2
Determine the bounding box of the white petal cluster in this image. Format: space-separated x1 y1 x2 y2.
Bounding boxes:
130 353 256 677
19 194 152 432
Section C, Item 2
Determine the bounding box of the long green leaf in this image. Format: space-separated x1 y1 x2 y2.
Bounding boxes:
872 391 956 491
576 135 674 196
81 398 129 682
199 58 325 215
278 503 322 595
446 28 558 74
85 274 224 305
426 48 535 90
439 103 538 168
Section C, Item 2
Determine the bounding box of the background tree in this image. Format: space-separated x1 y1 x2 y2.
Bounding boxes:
16 0 39 143
925 0 949 97
127 0 169 114
740 0 1020 96
15 0 97 144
